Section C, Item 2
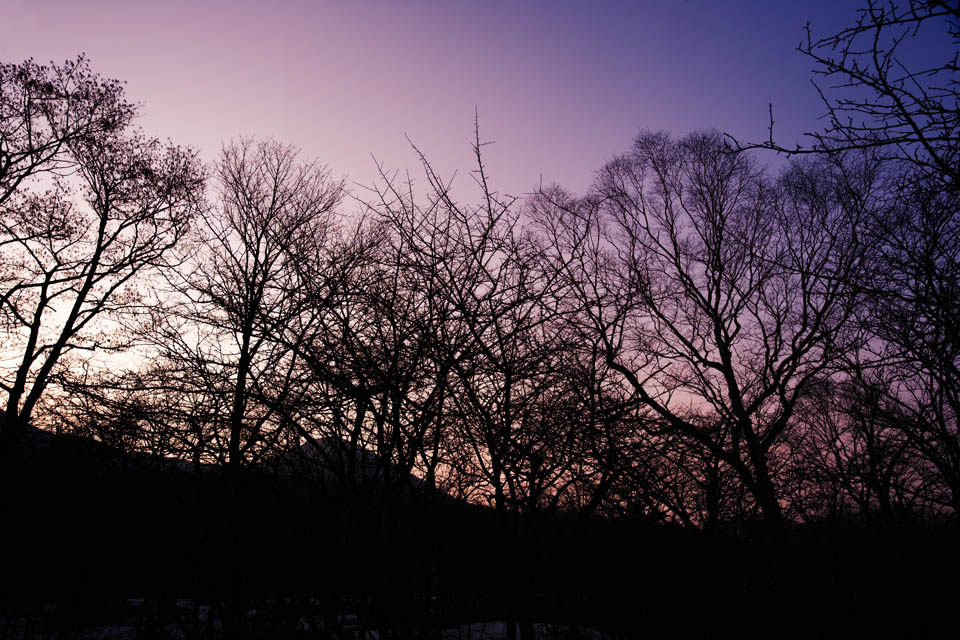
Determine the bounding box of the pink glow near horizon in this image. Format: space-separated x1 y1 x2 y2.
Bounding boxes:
0 0 911 203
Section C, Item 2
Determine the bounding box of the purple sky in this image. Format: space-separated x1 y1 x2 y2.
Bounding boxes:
0 1 947 198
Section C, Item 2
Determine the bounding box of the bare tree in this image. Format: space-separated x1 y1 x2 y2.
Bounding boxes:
0 56 134 207
733 0 960 187
148 138 344 472
46 360 222 469
533 190 735 529
535 131 879 530
272 203 460 634
276 216 451 495
356 129 607 638
781 374 927 521
871 171 960 514
727 0 960 520
138 138 344 636
0 57 203 459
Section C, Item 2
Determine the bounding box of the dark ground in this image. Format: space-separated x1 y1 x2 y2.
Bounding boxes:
1 428 956 638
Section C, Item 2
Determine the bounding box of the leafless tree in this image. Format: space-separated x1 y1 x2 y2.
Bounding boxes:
269 194 460 634
728 0 960 521
1 56 134 207
274 214 450 496
867 171 960 514
46 361 220 469
145 138 344 472
535 131 880 530
732 0 960 187
136 138 344 635
357 128 608 639
0 56 203 460
780 374 928 520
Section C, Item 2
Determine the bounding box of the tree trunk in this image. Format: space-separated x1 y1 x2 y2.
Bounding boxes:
223 457 249 638
705 460 721 534
748 451 783 534
0 411 27 468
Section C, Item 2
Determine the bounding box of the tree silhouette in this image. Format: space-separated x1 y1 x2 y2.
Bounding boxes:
740 0 960 518
734 0 960 188
0 56 203 461
141 138 344 636
536 131 880 529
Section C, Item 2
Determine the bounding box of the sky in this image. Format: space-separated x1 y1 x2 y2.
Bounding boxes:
0 0 949 200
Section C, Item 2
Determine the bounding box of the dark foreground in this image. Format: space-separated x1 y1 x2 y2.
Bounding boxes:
2 429 956 639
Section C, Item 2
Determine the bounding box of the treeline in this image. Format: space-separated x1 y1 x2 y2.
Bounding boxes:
0 1 958 635
4 8 958 524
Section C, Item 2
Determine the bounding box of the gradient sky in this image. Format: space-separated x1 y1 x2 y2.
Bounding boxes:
1 0 951 199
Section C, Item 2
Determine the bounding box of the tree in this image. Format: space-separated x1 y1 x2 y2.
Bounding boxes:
781 374 926 520
0 56 203 459
735 0 960 187
274 193 458 634
359 129 604 639
0 56 133 207
149 138 344 472
49 362 220 469
142 138 344 636
743 0 960 517
857 179 960 513
535 131 880 529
